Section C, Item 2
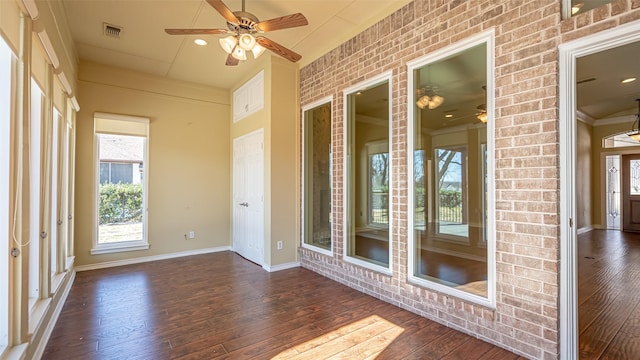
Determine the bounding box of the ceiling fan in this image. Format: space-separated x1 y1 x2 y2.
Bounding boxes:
165 0 308 66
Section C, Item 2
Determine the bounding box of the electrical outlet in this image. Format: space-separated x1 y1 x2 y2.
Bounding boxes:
189 231 195 239
277 241 283 250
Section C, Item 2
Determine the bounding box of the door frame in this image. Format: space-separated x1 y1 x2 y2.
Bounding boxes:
559 19 640 360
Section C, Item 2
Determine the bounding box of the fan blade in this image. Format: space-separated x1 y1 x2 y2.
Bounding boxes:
255 13 308 32
226 54 239 66
206 0 239 24
256 36 301 63
165 28 229 35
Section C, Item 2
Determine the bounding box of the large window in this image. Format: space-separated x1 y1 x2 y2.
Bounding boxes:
0 35 13 355
29 79 44 311
302 98 332 254
408 31 495 306
50 108 60 279
344 73 392 273
93 113 149 254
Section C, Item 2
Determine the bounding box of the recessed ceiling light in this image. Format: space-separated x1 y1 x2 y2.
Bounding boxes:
621 77 637 84
194 39 207 46
445 114 453 118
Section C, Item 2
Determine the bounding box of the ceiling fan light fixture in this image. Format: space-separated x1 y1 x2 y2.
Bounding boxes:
627 99 640 141
219 36 237 54
231 46 247 61
416 86 444 110
251 43 266 59
571 3 583 15
238 33 257 51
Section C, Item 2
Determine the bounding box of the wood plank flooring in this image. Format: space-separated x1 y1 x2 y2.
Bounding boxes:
578 229 640 360
43 252 520 360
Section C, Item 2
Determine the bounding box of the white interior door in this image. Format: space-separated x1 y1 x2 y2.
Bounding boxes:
233 129 264 265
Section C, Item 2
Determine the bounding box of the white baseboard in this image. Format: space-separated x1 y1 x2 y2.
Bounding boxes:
32 270 75 360
263 261 301 272
577 225 594 235
75 246 231 272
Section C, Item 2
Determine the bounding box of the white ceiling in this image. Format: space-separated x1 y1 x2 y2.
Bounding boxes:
60 0 640 119
61 0 412 89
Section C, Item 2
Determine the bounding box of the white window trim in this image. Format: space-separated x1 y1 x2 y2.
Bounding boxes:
406 29 496 308
0 35 13 356
343 71 394 276
301 96 334 257
91 113 149 255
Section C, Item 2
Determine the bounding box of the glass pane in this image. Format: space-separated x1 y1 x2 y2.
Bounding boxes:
50 110 59 275
347 80 390 268
606 155 620 230
303 102 332 250
412 43 488 297
630 159 640 195
99 163 109 184
29 80 43 310
98 134 144 244
111 163 133 184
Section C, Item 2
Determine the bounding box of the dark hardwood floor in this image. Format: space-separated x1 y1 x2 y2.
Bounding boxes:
43 251 521 360
578 229 640 359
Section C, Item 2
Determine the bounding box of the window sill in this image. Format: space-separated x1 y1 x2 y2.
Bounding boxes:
28 298 51 335
65 255 75 270
91 241 149 255
1 343 28 360
301 243 333 257
51 272 66 294
408 274 495 309
344 255 392 276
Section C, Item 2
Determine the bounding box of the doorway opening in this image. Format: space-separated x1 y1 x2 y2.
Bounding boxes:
560 21 640 360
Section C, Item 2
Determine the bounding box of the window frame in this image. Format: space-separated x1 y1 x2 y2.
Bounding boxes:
343 71 394 276
0 34 14 356
301 96 334 257
91 112 149 255
406 30 496 308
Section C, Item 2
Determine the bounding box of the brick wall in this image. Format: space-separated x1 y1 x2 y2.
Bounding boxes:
299 0 640 358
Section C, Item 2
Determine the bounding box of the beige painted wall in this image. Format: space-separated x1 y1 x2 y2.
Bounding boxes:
576 120 593 230
230 55 300 268
74 61 231 266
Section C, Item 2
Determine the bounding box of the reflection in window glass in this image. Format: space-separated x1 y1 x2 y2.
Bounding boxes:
369 152 389 226
303 101 332 251
435 148 467 238
412 43 489 297
569 0 613 17
346 79 390 269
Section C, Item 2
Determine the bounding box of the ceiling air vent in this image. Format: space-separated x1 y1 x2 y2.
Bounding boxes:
103 23 123 39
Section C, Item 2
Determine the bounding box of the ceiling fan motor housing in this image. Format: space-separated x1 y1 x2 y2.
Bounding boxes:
228 11 259 33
